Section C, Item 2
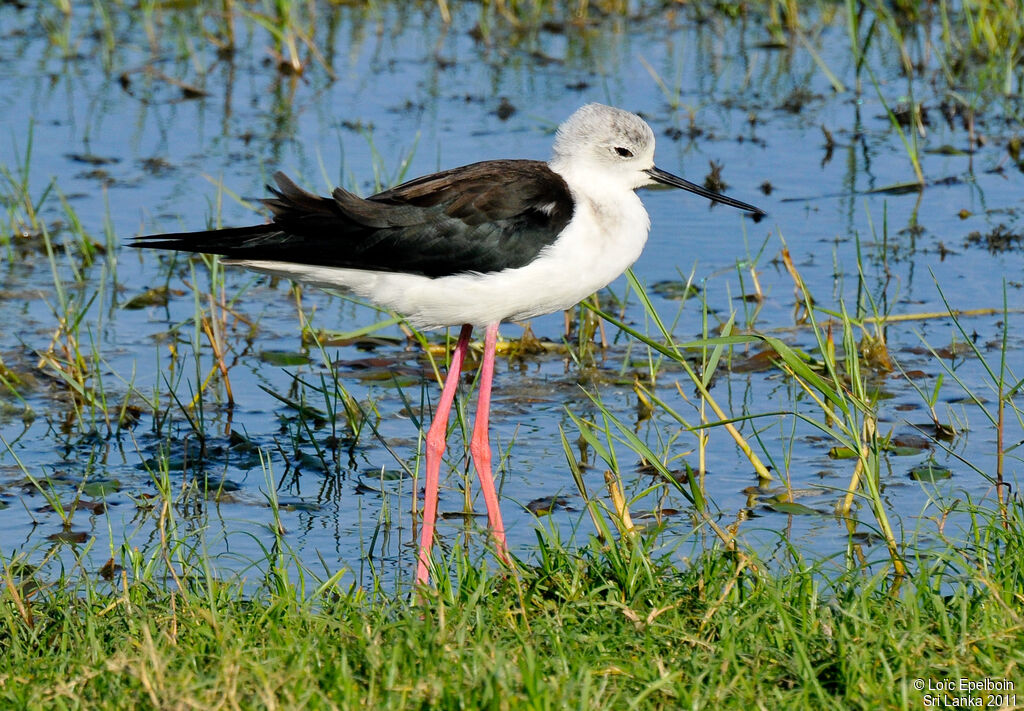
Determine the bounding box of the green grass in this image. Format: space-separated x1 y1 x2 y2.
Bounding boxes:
28 1 1024 110
3 498 1024 710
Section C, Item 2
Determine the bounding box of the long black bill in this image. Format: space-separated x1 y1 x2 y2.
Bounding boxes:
646 166 766 222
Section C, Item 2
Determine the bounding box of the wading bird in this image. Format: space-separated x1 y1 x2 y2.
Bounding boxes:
133 103 765 584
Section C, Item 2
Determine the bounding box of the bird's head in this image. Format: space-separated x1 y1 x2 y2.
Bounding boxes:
551 103 765 220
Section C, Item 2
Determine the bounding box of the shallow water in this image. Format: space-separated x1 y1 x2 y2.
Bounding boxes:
1 2 1022 588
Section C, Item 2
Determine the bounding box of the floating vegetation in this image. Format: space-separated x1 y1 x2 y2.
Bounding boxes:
964 224 1023 253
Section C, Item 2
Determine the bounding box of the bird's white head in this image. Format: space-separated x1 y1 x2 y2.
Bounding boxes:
550 103 657 191
550 103 767 219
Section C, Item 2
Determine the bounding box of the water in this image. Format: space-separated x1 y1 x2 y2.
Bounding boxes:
1 2 1022 587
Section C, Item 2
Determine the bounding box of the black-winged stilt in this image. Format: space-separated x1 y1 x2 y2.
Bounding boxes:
132 103 766 584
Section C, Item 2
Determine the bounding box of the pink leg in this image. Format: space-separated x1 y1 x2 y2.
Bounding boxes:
416 324 472 585
469 323 509 562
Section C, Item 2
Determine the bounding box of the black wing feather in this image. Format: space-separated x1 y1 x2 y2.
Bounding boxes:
131 161 574 278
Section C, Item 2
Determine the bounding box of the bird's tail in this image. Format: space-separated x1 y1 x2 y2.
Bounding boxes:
129 172 336 257
129 223 284 256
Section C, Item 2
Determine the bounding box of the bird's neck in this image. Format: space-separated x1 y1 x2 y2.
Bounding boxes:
549 160 646 228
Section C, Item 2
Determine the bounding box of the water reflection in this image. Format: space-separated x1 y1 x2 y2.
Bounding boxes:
0 1 1021 585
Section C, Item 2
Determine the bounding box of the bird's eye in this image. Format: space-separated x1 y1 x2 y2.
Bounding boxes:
614 146 634 158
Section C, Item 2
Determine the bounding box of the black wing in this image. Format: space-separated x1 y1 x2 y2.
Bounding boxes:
131 161 574 278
